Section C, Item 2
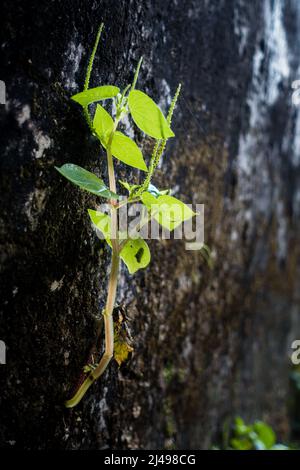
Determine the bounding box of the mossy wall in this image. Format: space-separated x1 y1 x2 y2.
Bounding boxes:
0 0 300 449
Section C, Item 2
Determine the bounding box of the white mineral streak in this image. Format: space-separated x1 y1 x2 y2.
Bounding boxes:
236 0 293 261
32 130 51 159
12 102 52 159
62 40 85 91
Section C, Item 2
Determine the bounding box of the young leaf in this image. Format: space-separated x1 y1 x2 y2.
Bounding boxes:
93 104 114 142
55 164 118 199
141 193 195 231
119 180 141 196
155 195 195 230
110 132 147 171
128 90 174 139
234 417 252 436
120 238 151 274
230 438 252 450
253 421 276 449
88 209 111 240
71 86 120 107
141 191 157 209
89 212 152 273
88 210 127 245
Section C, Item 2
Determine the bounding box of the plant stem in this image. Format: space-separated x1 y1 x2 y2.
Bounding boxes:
106 120 119 248
88 250 119 379
64 251 119 408
65 119 121 409
115 196 140 210
131 56 143 91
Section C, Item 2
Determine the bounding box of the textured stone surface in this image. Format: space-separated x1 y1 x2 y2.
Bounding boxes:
0 0 300 449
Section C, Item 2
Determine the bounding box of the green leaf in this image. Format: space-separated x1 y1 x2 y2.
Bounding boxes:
89 209 151 274
155 195 196 230
128 90 174 139
253 421 276 449
88 209 129 244
55 164 118 199
141 191 157 209
119 180 141 196
120 238 151 274
230 438 252 450
141 193 195 231
234 417 251 436
93 104 114 142
88 209 111 240
110 132 147 171
71 86 120 107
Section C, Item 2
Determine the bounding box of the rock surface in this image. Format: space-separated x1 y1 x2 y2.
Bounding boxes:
0 0 300 449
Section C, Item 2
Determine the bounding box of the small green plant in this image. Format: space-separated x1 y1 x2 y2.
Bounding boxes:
215 417 290 450
56 24 196 408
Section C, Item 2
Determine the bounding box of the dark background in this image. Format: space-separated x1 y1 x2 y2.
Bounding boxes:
0 0 300 449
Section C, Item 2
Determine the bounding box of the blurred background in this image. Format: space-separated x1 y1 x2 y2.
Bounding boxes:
0 0 300 450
